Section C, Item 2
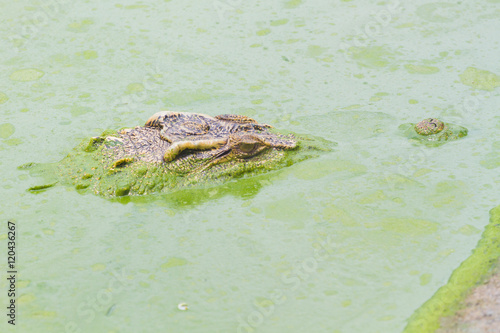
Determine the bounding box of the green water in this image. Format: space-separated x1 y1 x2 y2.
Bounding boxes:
1 1 499 332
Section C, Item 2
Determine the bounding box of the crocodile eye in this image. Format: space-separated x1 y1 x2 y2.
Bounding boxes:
238 142 257 153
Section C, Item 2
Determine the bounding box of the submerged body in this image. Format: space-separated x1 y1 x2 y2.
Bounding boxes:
25 111 331 197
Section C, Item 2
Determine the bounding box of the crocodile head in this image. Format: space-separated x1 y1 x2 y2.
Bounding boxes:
414 118 445 135
24 111 331 197
399 118 468 145
115 111 298 181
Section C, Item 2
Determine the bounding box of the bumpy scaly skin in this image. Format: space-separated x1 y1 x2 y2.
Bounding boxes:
29 111 331 197
145 111 294 163
401 118 468 144
414 118 445 135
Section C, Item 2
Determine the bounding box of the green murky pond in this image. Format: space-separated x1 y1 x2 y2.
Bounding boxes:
1 1 499 332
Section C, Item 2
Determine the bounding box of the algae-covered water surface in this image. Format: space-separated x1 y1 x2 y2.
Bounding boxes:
1 1 499 332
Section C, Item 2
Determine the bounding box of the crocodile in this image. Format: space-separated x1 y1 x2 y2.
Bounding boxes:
400 118 468 144
23 111 332 197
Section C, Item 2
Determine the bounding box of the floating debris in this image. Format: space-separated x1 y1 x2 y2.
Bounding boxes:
177 302 188 311
106 304 116 316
